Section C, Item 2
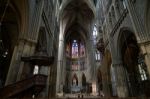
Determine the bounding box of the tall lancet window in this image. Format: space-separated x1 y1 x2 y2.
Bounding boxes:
80 42 85 57
93 26 98 45
72 40 78 58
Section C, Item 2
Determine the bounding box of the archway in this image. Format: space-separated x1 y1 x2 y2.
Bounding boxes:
82 73 86 92
118 29 150 96
0 3 20 87
64 30 87 93
72 74 78 86
121 31 140 96
56 0 95 94
100 49 112 96
82 73 86 87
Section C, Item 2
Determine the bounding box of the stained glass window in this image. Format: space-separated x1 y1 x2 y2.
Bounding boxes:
72 40 78 58
80 43 85 57
66 39 86 71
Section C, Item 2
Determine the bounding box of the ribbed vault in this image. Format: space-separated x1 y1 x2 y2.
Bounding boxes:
60 0 95 39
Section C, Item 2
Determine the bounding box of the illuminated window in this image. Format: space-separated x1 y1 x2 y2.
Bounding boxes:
66 39 86 71
95 51 101 61
138 63 148 81
93 26 98 45
72 40 79 58
33 65 39 74
80 43 85 57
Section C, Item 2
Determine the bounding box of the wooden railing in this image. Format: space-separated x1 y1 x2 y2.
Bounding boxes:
0 74 47 98
21 56 54 66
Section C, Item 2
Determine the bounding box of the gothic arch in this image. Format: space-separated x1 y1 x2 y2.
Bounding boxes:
59 0 96 20
35 27 48 54
116 27 135 59
0 0 29 42
0 0 29 86
61 0 95 41
82 73 86 87
72 73 78 86
116 28 150 96
64 23 87 42
117 28 140 72
9 0 29 38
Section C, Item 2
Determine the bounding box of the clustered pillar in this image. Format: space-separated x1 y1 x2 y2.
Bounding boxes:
113 63 129 97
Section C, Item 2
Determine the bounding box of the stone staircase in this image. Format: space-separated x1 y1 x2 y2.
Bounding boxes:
0 74 47 98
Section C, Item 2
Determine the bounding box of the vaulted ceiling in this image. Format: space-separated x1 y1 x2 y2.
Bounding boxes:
60 0 96 40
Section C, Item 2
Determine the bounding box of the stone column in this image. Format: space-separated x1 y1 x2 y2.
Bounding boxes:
86 23 97 96
87 24 97 82
48 63 57 98
56 38 64 93
88 39 96 81
113 63 129 97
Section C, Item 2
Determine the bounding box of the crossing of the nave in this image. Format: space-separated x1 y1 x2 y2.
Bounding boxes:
0 0 150 98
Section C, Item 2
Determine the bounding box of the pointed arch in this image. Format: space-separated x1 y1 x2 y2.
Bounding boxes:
116 27 136 59
35 27 48 54
82 73 86 87
72 73 78 86
59 0 96 20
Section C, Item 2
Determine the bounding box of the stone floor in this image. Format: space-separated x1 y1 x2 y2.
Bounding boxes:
56 93 149 99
